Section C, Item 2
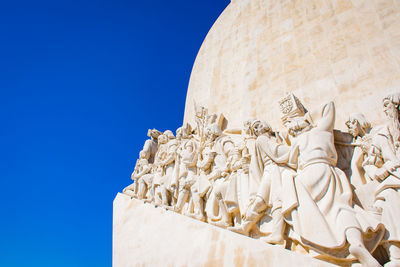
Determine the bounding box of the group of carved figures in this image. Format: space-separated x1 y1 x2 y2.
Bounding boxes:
122 93 400 266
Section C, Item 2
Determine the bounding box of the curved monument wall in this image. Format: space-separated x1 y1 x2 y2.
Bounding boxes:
184 0 400 130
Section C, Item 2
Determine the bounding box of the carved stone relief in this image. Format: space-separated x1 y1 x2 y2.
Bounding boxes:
121 93 400 266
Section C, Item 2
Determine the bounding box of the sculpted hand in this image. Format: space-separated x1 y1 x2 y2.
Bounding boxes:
375 167 389 181
385 161 400 172
242 164 249 173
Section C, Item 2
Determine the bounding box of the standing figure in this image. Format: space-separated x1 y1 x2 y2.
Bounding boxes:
192 143 216 221
171 124 198 213
151 133 169 205
219 119 257 227
158 130 178 207
168 127 183 205
363 93 400 266
142 129 162 164
345 113 373 189
221 145 250 227
280 95 382 266
344 113 379 212
200 124 235 225
229 120 294 245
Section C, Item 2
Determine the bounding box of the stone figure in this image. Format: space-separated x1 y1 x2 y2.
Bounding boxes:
170 124 198 213
123 129 161 200
229 120 295 245
362 93 400 266
197 124 234 226
190 135 215 221
181 106 230 222
231 122 253 214
220 120 256 226
142 129 162 164
346 113 373 189
280 95 383 266
121 94 400 265
135 156 155 200
168 127 183 203
151 133 169 206
221 143 250 227
122 150 152 198
343 113 379 212
149 164 164 205
156 130 178 207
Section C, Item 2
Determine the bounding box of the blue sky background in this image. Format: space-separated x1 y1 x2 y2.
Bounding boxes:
0 1 229 266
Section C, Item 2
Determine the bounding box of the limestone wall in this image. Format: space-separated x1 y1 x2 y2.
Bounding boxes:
113 193 336 267
184 0 400 131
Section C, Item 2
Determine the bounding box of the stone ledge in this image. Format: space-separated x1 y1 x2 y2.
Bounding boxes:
113 193 336 267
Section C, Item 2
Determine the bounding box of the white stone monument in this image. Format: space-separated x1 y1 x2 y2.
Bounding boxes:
114 1 400 266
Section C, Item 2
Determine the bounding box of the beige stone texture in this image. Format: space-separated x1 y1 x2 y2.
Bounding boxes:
113 193 336 267
183 0 400 131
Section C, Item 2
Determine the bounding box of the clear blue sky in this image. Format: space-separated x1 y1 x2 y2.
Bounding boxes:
0 1 228 266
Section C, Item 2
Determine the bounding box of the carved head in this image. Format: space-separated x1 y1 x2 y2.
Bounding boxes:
204 150 217 159
184 140 196 153
383 92 400 120
147 129 162 140
164 130 175 140
158 134 168 145
346 113 371 138
242 119 253 136
139 150 149 160
205 123 222 142
383 92 400 143
250 120 272 137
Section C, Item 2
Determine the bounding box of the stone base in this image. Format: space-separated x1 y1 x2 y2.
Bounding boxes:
113 193 336 267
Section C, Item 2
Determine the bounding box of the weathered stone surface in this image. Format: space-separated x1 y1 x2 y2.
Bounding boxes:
113 193 335 267
184 0 400 131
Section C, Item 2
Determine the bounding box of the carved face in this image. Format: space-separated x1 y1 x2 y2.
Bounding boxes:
252 122 267 137
149 130 161 140
346 119 362 138
155 164 163 173
206 128 216 142
139 150 147 159
158 134 168 144
383 99 398 119
184 141 195 153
